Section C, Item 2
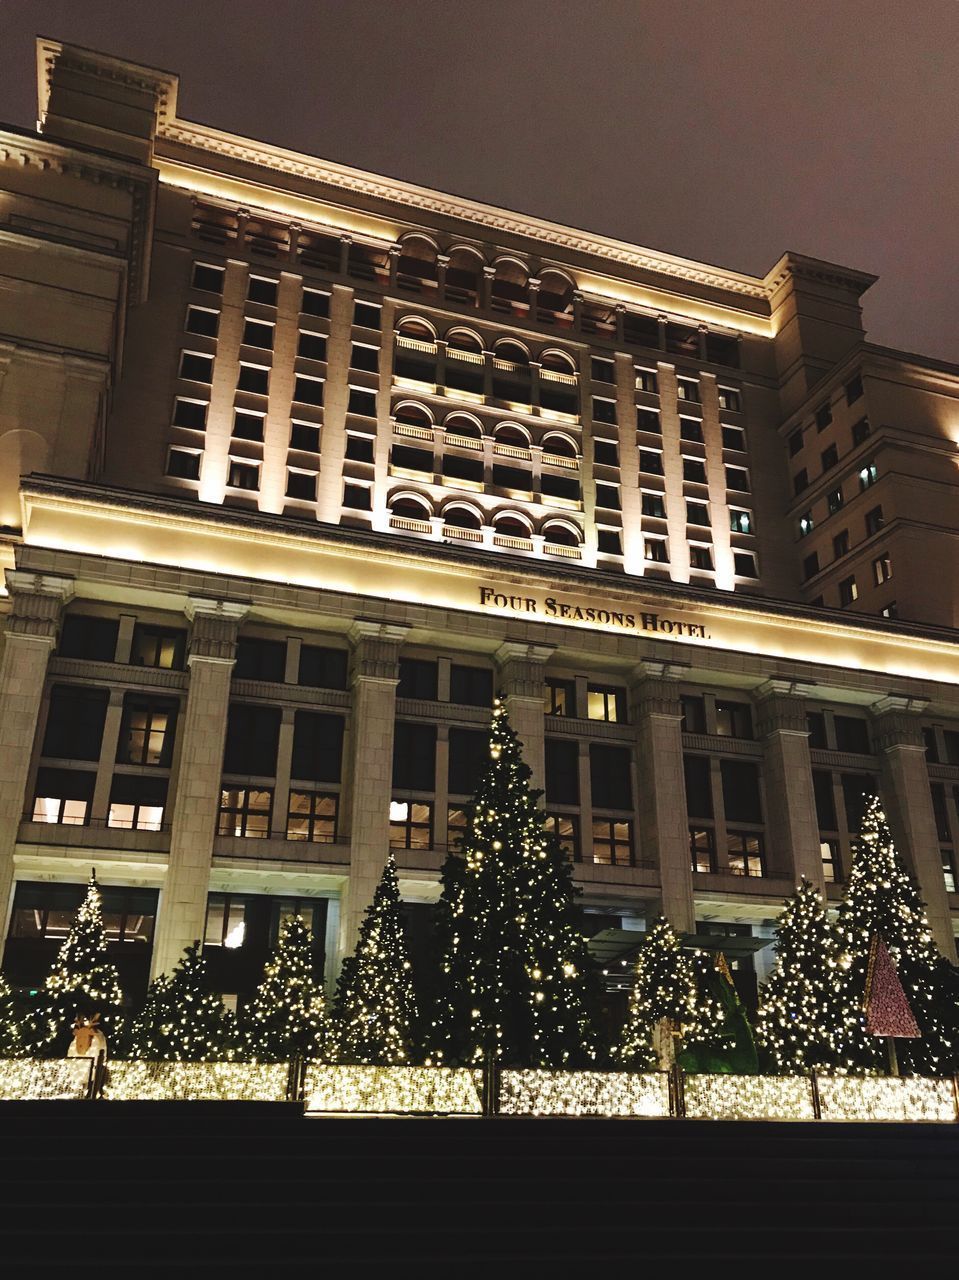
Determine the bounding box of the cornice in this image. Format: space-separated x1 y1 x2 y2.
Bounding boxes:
155 120 770 301
36 38 178 125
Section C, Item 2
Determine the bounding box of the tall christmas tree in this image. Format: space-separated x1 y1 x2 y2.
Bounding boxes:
33 871 124 1055
241 915 328 1061
756 879 842 1075
833 796 957 1075
332 851 417 1065
429 700 597 1067
619 916 696 1068
681 950 758 1074
127 942 234 1061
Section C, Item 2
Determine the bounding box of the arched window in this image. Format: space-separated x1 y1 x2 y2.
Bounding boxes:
491 258 530 313
446 328 483 353
541 432 577 459
444 413 483 440
537 270 575 325
445 328 485 396
539 349 580 417
540 348 577 375
493 340 531 404
393 402 433 430
396 316 436 342
446 247 483 307
397 236 438 289
390 494 432 522
443 504 482 530
542 521 581 548
494 512 532 540
394 319 437 385
494 422 531 448
495 339 529 366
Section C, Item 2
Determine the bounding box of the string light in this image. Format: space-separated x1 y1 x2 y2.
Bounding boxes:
500 1069 671 1118
305 1064 483 1114
684 1074 816 1121
0 1058 92 1100
240 915 328 1061
126 941 235 1061
105 1061 288 1101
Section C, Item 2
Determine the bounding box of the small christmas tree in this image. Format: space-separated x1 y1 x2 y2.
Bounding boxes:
33 871 124 1054
834 796 957 1075
332 852 417 1065
681 950 758 1074
127 942 233 1061
620 916 696 1069
241 915 328 1061
429 701 597 1067
0 974 28 1058
756 880 841 1075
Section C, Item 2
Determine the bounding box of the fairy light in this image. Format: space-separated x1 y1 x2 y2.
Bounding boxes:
106 1061 288 1102
817 1075 956 1122
620 917 697 1067
127 942 234 1061
684 1074 816 1121
0 1058 92 1100
500 1069 671 1118
304 1064 483 1115
241 915 328 1061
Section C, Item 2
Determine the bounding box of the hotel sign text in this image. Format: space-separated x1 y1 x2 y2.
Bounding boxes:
478 585 712 640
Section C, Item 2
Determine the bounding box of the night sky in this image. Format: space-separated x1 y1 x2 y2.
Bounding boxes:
3 1 957 362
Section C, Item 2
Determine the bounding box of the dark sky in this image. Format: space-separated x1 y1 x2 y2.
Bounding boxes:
3 1 957 362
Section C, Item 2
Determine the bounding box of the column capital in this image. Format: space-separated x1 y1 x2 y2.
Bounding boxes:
349 620 408 681
482 265 497 279
754 679 813 737
495 641 554 698
185 597 247 663
436 253 450 269
3 571 74 643
869 695 928 751
629 661 685 718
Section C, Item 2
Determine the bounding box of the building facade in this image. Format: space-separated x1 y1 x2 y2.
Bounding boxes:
1 40 958 1009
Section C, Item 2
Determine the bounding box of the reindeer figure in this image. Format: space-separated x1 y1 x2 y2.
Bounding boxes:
67 1013 108 1063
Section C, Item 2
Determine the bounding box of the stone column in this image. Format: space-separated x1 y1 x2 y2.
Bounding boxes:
495 642 552 796
0 571 73 934
630 662 695 933
870 696 956 961
150 599 246 978
338 622 408 961
755 680 824 890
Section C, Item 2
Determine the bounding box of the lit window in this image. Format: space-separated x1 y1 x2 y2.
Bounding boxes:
716 701 753 739
635 368 658 394
942 849 956 895
218 788 272 838
873 553 893 585
287 792 337 843
676 377 700 403
838 576 859 606
821 839 840 884
827 487 844 515
645 537 669 564
389 799 433 849
799 511 814 537
592 818 633 866
730 509 752 535
118 701 174 767
587 686 625 723
204 894 247 948
718 386 741 412
545 679 575 717
690 828 716 873
727 832 765 877
32 795 89 826
545 814 580 860
859 461 879 490
880 601 898 619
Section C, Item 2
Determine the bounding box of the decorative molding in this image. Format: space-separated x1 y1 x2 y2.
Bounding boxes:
349 620 407 682
3 570 73 641
495 641 554 699
185 597 247 662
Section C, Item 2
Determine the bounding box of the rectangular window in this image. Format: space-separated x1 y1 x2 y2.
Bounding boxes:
233 410 265 441
446 805 468 851
821 838 841 883
131 625 186 670
721 426 746 451
940 846 956 895
680 418 704 443
227 459 259 491
718 386 741 412
389 799 433 849
448 727 490 797
865 505 885 537
597 529 622 555
185 305 219 337
690 545 714 571
793 468 809 495
639 449 664 475
192 263 225 293
218 788 272 838
59 615 119 663
838 576 858 606
725 466 750 492
591 357 615 384
642 492 667 518
172 397 208 430
715 700 753 740
834 716 870 754
242 318 274 349
727 831 765 877
721 759 762 823
858 461 878 490
591 817 633 866
729 508 752 535
842 774 878 833
179 351 214 383
827 487 844 515
287 791 338 843
298 645 348 690
353 301 382 329
816 403 833 431
43 686 109 761
248 276 278 306
587 685 626 723
803 551 820 580
734 551 758 577
690 827 716 873
223 703 281 777
235 636 286 683
595 483 621 510
293 374 324 406
290 422 320 452
301 288 330 318
117 697 176 767
544 678 575 717
635 367 658 394
545 738 580 805
204 894 247 947
593 440 619 466
788 431 803 457
343 482 372 510
681 696 707 735
291 711 344 783
683 755 713 818
637 408 661 433
683 457 708 484
845 375 864 404
237 364 269 395
832 530 849 559
852 417 871 446
392 722 437 791
807 713 828 749
286 470 317 501
398 658 438 700
591 397 617 424
298 332 328 361
351 343 379 372
645 537 669 563
450 665 494 707
676 377 700 402
348 387 377 417
544 814 580 860
32 767 94 826
821 444 839 473
108 774 167 831
166 448 201 480
590 743 632 809
873 552 893 585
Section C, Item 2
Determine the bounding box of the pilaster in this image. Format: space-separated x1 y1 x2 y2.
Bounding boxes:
754 679 824 890
494 642 552 795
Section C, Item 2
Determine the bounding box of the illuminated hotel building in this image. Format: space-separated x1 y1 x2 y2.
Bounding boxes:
1 39 958 1006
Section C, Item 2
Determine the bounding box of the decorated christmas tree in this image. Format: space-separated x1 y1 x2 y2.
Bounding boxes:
241 915 328 1061
0 974 28 1058
429 700 597 1067
332 851 417 1065
619 916 696 1068
681 950 758 1074
127 942 234 1061
33 871 124 1055
833 796 957 1075
755 879 841 1074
